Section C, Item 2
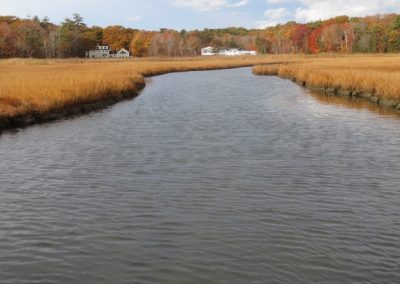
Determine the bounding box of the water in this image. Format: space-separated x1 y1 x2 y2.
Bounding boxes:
1 68 400 284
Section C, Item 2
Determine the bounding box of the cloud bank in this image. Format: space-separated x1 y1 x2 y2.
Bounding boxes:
257 0 400 28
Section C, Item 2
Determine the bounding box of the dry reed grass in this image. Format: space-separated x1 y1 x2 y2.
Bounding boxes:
1 54 399 122
253 54 400 101
0 56 290 118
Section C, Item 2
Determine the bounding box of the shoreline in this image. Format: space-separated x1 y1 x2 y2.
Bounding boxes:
0 86 144 132
252 66 400 113
303 82 400 111
1 56 399 133
0 64 261 132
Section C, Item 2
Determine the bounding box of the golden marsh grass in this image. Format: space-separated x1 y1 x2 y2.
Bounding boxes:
0 56 291 118
1 54 399 123
253 54 400 101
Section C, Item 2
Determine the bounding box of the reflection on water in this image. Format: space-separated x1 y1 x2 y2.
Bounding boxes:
309 90 400 118
0 68 400 284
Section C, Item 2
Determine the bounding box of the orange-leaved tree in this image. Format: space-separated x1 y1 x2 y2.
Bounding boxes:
129 31 152 57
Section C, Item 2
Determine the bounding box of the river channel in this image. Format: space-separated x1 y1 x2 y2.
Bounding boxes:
1 68 399 283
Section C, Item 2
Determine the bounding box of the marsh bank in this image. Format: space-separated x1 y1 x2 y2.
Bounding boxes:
253 59 400 112
2 56 400 133
0 60 286 132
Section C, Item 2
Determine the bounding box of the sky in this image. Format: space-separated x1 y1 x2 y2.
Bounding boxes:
0 0 399 30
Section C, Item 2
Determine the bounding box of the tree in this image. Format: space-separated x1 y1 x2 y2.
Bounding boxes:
15 20 44 57
103 25 134 51
291 24 310 53
92 26 104 42
80 29 99 53
58 14 90 57
388 30 400 52
148 30 182 56
2 12 400 58
42 29 59 58
0 22 16 57
353 21 372 52
255 34 271 54
371 23 388 53
129 31 152 57
73 13 84 27
388 16 400 52
308 26 323 53
183 33 202 56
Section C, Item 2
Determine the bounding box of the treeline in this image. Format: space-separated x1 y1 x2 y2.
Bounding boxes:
0 14 256 58
258 14 400 54
0 13 399 58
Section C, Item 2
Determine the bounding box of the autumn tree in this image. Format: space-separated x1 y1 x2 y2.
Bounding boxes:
2 12 400 58
183 33 202 56
308 26 323 53
388 15 400 52
15 20 44 57
255 33 271 54
149 30 182 56
103 25 135 50
129 31 152 57
0 22 16 57
291 24 310 53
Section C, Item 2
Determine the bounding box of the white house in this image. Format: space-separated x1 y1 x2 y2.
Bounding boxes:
86 45 130 58
219 48 257 56
223 49 240 56
239 50 257 56
201 46 215 56
201 46 256 56
86 45 110 58
110 48 129 58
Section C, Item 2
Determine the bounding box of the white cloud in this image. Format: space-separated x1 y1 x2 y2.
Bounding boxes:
294 0 400 22
265 0 400 22
256 7 291 28
264 7 289 19
255 20 278 29
255 0 400 29
230 0 249 7
266 0 293 3
172 0 250 11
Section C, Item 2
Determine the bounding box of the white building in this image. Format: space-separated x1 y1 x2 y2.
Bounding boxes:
218 48 257 56
110 48 130 58
201 46 215 56
239 50 257 56
201 47 256 56
86 45 130 58
86 45 110 58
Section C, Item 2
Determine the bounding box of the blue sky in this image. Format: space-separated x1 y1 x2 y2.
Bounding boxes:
0 0 399 30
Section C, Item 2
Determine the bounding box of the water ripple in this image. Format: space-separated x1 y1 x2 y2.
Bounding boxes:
1 68 400 283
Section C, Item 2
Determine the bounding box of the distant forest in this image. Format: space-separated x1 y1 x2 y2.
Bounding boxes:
0 13 400 58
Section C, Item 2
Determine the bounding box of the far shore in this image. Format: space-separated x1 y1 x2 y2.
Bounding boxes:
1 54 400 131
252 55 400 112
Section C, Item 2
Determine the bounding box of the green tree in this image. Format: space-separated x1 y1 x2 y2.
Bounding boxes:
388 16 400 52
15 20 44 57
59 14 86 57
